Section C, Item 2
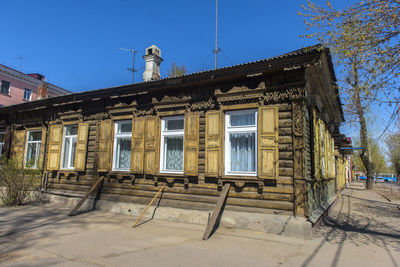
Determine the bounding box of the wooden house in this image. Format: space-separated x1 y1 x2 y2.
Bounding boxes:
0 44 346 236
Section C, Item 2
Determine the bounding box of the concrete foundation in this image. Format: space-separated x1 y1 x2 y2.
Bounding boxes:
45 191 313 239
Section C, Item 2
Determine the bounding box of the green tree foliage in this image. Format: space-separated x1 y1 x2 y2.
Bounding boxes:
167 63 187 78
299 0 400 189
386 126 400 177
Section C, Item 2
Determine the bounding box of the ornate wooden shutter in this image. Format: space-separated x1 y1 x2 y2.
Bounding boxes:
37 126 47 169
47 125 63 171
313 109 320 179
98 120 112 172
131 116 145 173
74 122 89 171
205 110 222 177
258 106 279 179
184 112 199 176
11 129 26 167
144 116 160 175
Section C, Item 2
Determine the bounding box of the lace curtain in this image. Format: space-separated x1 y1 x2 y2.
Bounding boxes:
230 133 256 172
165 136 183 170
116 138 131 169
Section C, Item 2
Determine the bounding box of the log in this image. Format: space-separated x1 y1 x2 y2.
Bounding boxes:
69 176 105 216
203 183 231 240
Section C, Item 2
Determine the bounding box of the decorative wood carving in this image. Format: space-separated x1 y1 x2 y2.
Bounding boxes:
264 87 305 103
293 103 303 136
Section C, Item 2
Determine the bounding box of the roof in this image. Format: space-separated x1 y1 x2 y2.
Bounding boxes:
0 63 72 95
0 44 342 118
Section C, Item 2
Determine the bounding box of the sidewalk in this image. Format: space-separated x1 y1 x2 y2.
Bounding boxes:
0 183 399 266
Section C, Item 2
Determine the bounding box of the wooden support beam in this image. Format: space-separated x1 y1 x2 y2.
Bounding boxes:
132 185 165 227
68 176 105 216
203 183 231 240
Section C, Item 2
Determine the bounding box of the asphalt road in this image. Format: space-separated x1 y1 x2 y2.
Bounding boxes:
0 183 399 267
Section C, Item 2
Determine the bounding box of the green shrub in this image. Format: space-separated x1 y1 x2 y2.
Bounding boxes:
0 159 41 206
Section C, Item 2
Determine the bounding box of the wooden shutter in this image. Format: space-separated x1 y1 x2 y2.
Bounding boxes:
131 116 145 173
11 129 26 167
74 122 89 171
47 125 62 170
98 120 112 172
184 112 199 176
258 106 279 179
313 110 320 179
205 111 222 177
37 126 47 169
144 116 160 175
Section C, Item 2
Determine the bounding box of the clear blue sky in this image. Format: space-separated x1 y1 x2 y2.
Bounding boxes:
8 0 397 143
0 0 354 92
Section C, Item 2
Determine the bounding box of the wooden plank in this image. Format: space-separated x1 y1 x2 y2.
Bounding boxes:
68 176 105 216
203 183 231 240
132 185 165 227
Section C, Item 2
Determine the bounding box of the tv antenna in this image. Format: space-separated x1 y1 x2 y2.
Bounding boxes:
212 0 221 70
14 56 23 71
119 48 138 83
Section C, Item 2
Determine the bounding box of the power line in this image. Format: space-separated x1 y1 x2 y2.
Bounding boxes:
212 0 221 69
376 104 399 141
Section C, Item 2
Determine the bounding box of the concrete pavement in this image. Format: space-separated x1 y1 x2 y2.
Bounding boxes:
0 182 399 266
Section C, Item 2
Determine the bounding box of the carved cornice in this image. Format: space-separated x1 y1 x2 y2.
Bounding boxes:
107 101 137 116
190 99 215 111
264 87 305 103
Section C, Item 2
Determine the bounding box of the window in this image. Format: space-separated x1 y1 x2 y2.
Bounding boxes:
1 80 10 94
25 131 41 168
24 88 32 101
225 109 257 176
0 132 4 159
113 120 131 171
61 125 78 169
160 116 184 173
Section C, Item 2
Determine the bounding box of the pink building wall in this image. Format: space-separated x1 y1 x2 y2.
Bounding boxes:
0 65 71 107
0 73 38 106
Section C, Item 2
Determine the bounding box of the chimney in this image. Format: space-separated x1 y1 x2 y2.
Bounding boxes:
37 83 48 100
143 45 163 82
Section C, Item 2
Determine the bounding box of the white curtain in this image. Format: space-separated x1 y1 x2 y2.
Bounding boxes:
165 136 183 170
117 138 131 169
230 133 255 172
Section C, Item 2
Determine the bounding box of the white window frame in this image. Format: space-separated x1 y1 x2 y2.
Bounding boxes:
224 109 258 177
112 120 132 172
0 132 5 159
60 125 78 170
23 88 32 101
160 115 185 174
24 130 42 169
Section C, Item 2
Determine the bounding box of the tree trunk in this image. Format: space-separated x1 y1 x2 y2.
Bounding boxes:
354 86 374 189
352 59 374 189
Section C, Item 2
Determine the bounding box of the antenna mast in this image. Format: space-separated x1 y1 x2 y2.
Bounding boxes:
119 48 138 83
213 0 221 70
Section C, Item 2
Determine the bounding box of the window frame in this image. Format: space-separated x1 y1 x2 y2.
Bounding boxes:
0 132 5 159
112 120 132 172
224 109 258 177
23 88 32 101
60 125 78 170
24 130 42 169
1 80 10 95
160 115 185 174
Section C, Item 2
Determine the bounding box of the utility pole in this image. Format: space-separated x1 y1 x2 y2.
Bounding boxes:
212 0 221 70
119 48 137 83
